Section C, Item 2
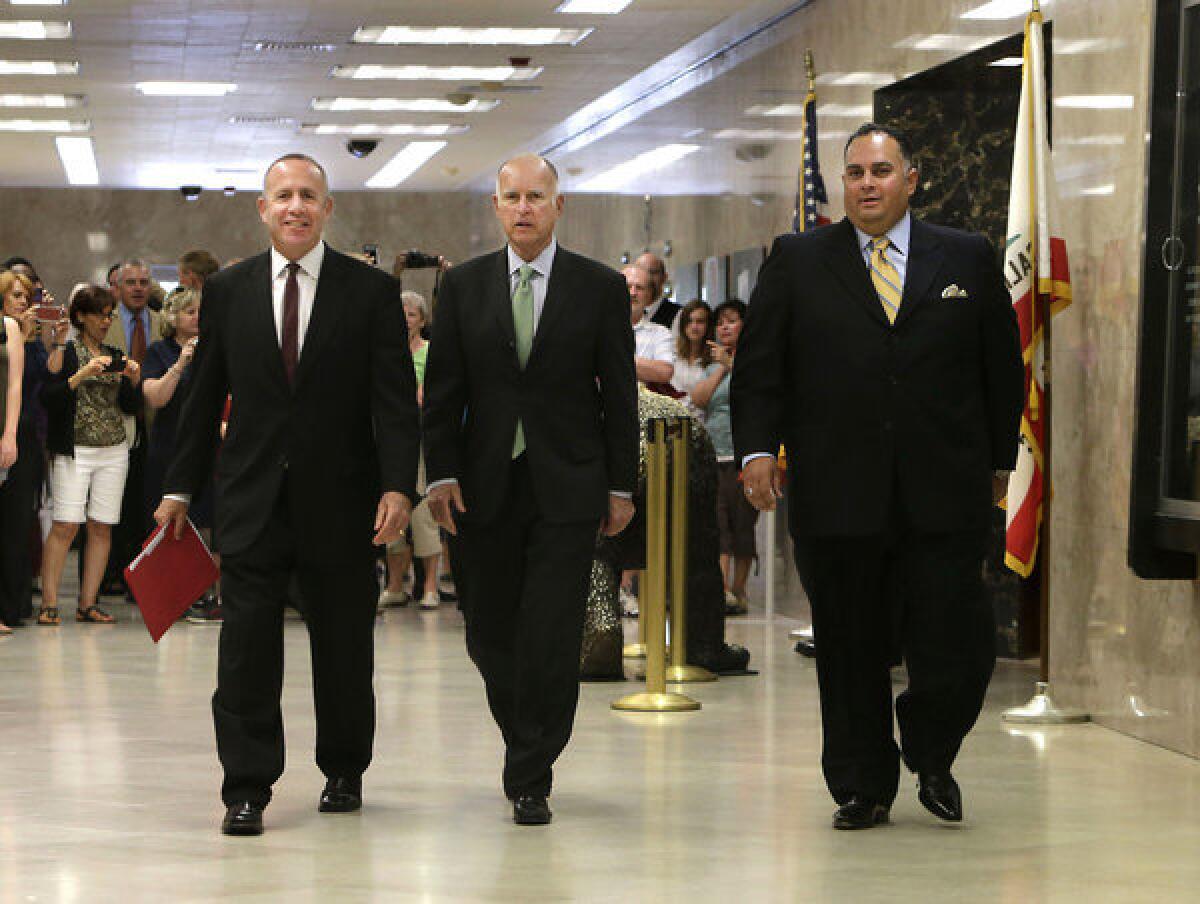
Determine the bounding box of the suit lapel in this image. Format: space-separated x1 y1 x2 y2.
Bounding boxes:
529 247 569 364
246 252 287 390
822 218 890 329
893 219 944 329
294 243 341 390
489 250 518 366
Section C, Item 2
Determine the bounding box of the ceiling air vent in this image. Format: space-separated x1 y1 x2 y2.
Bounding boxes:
248 40 337 54
228 115 297 127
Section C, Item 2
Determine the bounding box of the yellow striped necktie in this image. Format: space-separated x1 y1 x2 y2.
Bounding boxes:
868 236 902 324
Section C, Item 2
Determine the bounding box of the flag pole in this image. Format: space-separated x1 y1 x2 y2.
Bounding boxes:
1003 0 1087 724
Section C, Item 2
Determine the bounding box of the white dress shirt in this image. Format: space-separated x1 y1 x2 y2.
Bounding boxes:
633 316 674 364
507 238 556 327
270 241 325 354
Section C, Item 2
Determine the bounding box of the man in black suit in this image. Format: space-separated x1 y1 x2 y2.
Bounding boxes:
156 153 419 836
423 153 638 826
733 123 1023 830
635 251 679 329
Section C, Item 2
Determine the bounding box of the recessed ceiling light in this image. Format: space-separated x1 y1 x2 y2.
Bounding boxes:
56 135 96 185
1058 134 1125 146
960 0 1032 19
364 141 447 188
555 0 633 12
0 20 71 39
578 144 700 191
815 72 895 86
894 34 999 52
312 96 498 113
1055 94 1134 109
0 92 81 106
714 128 805 141
0 117 86 131
302 123 469 136
0 59 77 75
332 64 541 81
136 81 237 97
1078 184 1115 196
353 26 593 46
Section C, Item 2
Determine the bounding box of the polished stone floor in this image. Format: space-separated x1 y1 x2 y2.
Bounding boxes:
1 595 1198 904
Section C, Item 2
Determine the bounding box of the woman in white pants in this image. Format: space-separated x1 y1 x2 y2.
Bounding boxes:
38 286 141 625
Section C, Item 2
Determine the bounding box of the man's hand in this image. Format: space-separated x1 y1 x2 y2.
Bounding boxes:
741 456 782 512
154 496 189 540
601 494 635 537
428 481 467 536
373 491 412 546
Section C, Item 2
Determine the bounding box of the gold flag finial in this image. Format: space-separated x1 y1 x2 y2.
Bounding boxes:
805 49 816 93
1031 0 1041 12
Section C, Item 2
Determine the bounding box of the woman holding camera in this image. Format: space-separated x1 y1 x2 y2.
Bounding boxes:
38 286 141 626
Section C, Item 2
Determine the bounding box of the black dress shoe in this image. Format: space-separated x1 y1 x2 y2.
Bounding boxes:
917 771 963 822
512 794 552 825
318 777 363 813
832 796 890 830
221 802 264 836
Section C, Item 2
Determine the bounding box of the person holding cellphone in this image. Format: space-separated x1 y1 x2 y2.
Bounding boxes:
38 286 141 626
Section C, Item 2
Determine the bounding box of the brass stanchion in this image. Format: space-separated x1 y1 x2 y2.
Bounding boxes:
623 571 647 659
665 416 716 683
613 418 700 712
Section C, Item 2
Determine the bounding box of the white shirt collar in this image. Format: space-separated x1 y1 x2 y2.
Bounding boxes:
854 211 911 259
271 241 326 280
507 236 557 279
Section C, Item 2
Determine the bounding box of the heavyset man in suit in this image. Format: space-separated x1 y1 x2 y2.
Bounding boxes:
733 123 1023 830
423 153 638 826
156 153 420 836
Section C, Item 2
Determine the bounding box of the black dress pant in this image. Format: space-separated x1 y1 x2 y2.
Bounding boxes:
450 457 599 800
0 420 42 624
214 484 377 807
793 523 995 807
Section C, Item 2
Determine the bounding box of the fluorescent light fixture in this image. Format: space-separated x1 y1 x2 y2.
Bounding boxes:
313 96 498 113
714 128 805 141
895 34 998 52
302 123 468 136
0 117 86 131
556 0 633 12
0 20 70 38
817 104 874 117
86 231 108 252
136 81 237 97
0 92 81 106
989 57 1024 67
578 144 699 191
332 64 542 81
1058 38 1121 54
55 135 96 185
1055 94 1134 109
746 104 804 116
0 59 77 75
961 0 1032 19
9 1 68 5
1079 184 1115 196
135 163 263 191
353 26 592 46
364 141 447 188
1058 134 1125 146
815 72 894 86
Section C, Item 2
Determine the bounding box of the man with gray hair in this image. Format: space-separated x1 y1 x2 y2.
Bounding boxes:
424 152 638 826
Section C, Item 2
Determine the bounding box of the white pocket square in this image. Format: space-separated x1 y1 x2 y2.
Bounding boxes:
941 284 969 299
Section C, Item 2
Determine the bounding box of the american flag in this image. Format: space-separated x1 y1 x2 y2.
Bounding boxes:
793 88 829 233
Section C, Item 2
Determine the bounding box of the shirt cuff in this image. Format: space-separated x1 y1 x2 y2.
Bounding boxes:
610 491 633 499
741 452 775 469
426 477 458 492
164 493 191 504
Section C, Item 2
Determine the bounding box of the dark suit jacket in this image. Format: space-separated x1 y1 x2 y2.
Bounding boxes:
164 244 419 556
732 217 1023 538
649 298 680 329
423 245 638 525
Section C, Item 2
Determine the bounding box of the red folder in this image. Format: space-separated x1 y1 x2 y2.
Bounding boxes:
125 519 220 642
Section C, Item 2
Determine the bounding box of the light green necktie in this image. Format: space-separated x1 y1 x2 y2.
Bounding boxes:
511 264 535 457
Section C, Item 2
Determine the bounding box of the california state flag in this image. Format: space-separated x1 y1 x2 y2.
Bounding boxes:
1004 6 1073 578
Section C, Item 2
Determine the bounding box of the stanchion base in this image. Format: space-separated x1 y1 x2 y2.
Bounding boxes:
1002 682 1090 724
666 665 717 683
623 643 647 659
611 691 701 712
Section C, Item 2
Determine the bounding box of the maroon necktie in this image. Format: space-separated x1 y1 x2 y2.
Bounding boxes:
131 315 147 364
282 262 299 385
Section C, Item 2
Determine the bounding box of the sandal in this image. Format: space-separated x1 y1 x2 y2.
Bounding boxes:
76 606 115 624
36 607 61 626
